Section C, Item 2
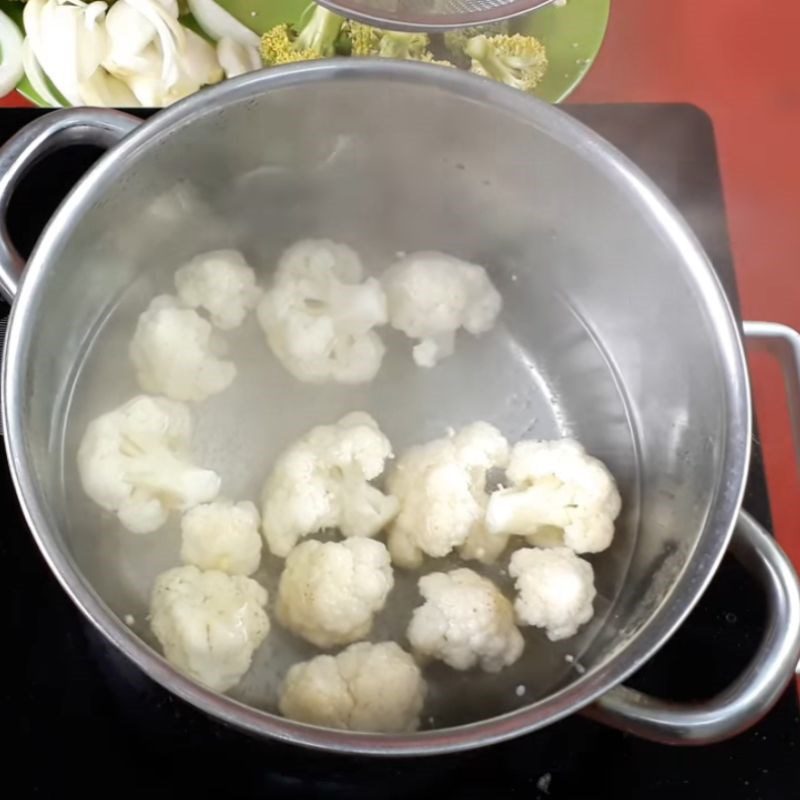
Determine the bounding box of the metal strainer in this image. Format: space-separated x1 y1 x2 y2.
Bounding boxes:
317 0 555 32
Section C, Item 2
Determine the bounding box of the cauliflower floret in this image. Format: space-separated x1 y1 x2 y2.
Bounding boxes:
150 564 269 692
261 412 398 557
407 568 523 672
257 239 388 383
129 295 236 402
382 251 502 367
180 499 262 576
276 538 394 648
509 547 596 641
458 523 510 565
77 395 221 534
386 422 509 568
279 642 426 732
485 438 622 554
174 249 262 330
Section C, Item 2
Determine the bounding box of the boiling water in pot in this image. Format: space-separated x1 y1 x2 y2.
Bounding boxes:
59 231 639 727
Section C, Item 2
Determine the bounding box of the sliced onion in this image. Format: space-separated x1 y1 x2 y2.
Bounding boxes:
29 1 82 105
216 36 259 79
0 10 24 98
21 38 63 107
187 0 259 48
104 3 158 76
123 0 186 88
84 1 109 26
76 3 109 82
79 67 140 106
180 28 223 86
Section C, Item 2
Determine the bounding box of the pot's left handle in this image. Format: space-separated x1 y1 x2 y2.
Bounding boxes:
0 108 140 303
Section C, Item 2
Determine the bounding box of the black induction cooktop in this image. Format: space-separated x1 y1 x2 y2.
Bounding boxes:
1 105 798 798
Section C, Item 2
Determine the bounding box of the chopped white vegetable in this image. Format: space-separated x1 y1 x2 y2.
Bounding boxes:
0 10 25 99
485 438 621 554
180 499 262 576
257 239 388 384
78 67 140 106
21 38 63 107
23 0 109 107
407 568 524 673
276 538 394 649
77 395 220 534
382 251 502 367
129 294 236 403
216 36 260 79
458 521 510 565
261 412 398 558
187 0 260 48
279 641 426 732
103 0 161 75
123 27 223 106
509 547 596 641
174 249 261 330
386 422 509 568
150 564 269 691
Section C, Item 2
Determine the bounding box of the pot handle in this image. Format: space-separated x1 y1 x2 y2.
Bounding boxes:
585 511 800 744
0 108 140 303
742 320 800 469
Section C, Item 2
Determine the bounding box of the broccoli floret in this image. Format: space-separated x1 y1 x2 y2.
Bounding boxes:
418 53 456 69
347 20 431 59
463 34 548 93
260 4 345 66
442 22 510 60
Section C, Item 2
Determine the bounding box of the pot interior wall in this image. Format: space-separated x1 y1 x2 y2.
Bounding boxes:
17 75 732 727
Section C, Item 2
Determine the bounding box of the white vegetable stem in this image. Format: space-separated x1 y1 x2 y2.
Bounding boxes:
0 10 24 98
216 36 260 79
188 0 259 47
123 0 186 87
21 39 63 107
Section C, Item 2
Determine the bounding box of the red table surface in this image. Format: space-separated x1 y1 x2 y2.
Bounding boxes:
0 0 797 568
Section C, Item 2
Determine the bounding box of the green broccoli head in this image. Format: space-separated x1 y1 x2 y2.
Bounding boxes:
260 5 345 66
463 34 548 93
443 22 510 59
294 4 346 56
347 21 431 60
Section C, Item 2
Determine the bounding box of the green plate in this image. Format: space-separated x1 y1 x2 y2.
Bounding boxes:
5 0 609 107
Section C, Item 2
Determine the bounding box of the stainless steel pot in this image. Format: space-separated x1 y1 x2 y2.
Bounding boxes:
1 61 799 756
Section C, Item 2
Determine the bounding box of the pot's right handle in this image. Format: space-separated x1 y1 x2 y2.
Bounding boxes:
743 320 800 469
585 512 800 744
0 108 140 303
587 321 800 745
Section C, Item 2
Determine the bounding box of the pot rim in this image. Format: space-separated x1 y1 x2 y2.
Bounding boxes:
1 60 752 755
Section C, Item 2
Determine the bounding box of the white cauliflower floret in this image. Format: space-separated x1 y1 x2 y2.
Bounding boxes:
509 547 596 641
386 422 509 568
77 395 221 534
458 523 510 565
279 642 426 732
407 568 524 672
382 251 502 367
257 239 388 383
174 249 262 330
180 499 262 576
129 294 237 402
485 438 622 554
150 564 269 692
261 412 398 557
276 538 394 648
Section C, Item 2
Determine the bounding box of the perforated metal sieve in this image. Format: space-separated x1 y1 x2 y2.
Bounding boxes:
317 0 555 32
